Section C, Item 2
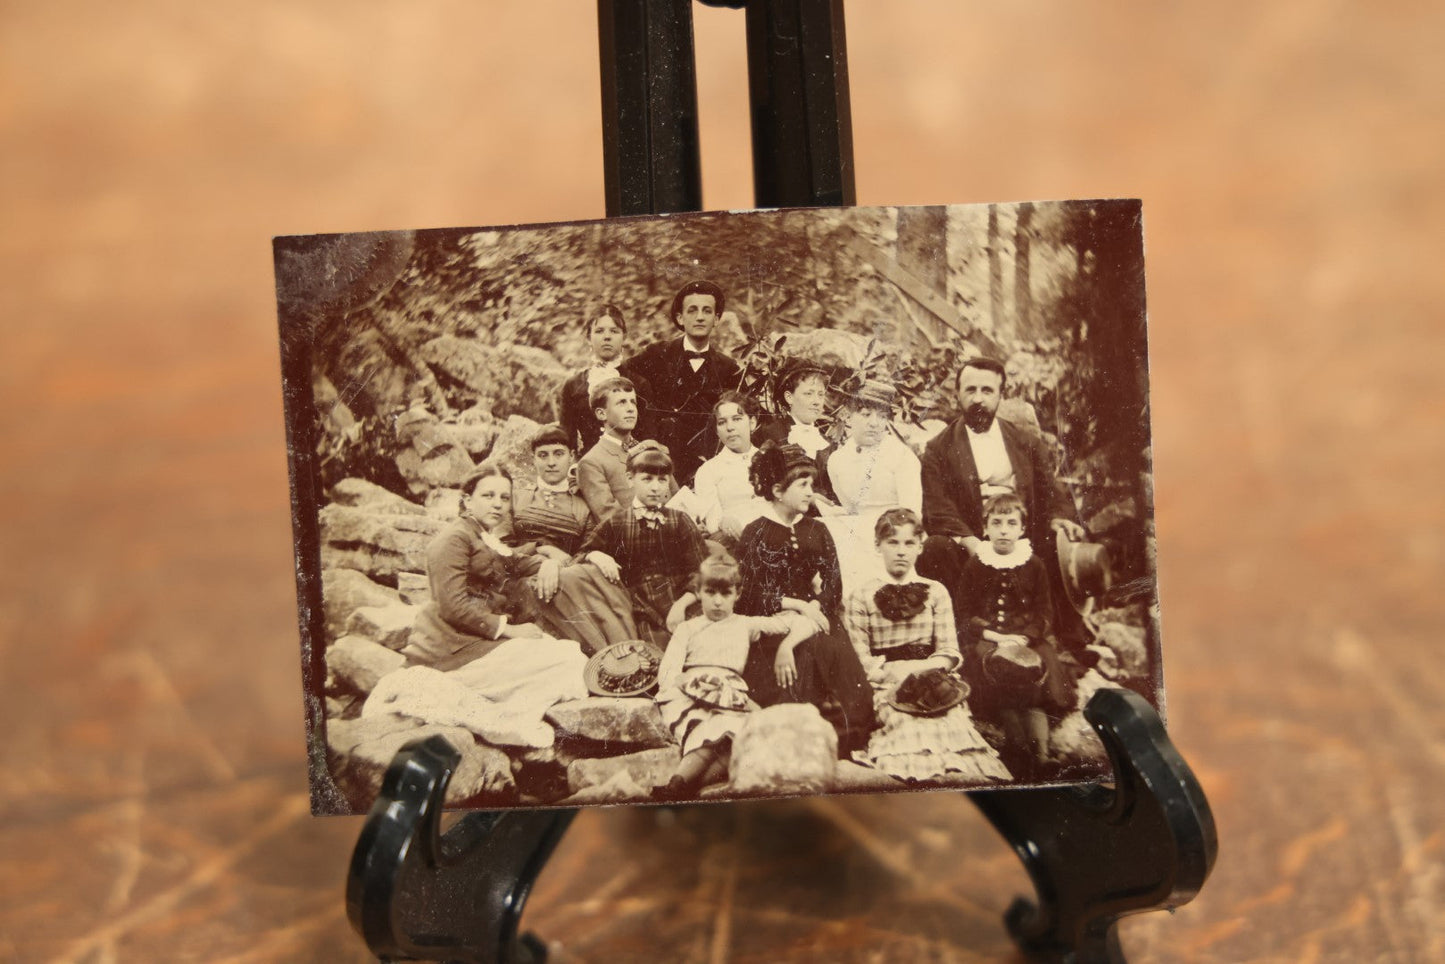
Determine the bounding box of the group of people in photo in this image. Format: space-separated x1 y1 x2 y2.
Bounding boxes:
398 279 1096 797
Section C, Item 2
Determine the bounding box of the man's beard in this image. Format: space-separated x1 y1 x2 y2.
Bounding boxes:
963 403 996 433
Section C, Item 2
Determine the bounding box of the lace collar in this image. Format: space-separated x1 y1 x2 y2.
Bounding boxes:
975 538 1032 570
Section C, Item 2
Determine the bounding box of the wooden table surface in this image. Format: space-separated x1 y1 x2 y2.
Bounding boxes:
2 3 1441 961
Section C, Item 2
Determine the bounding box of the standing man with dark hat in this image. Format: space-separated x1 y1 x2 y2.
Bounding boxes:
624 280 742 487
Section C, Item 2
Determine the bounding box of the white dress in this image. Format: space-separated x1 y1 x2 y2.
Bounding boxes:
690 446 769 535
654 612 804 755
820 432 923 596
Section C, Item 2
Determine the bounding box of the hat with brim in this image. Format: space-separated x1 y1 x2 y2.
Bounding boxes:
983 637 1046 689
1056 530 1113 613
583 640 665 697
888 668 970 717
845 378 898 412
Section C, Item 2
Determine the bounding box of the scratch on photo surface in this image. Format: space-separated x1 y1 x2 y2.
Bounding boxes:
53 795 310 964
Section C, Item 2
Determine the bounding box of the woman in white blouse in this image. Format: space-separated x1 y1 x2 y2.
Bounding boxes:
690 392 769 542
817 379 923 594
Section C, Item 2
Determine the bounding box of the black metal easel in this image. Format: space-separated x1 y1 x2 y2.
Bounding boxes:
346 3 1217 960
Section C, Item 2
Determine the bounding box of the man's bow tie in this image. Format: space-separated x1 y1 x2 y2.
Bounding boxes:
684 349 708 360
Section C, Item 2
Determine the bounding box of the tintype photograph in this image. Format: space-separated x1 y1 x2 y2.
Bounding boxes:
275 200 1162 816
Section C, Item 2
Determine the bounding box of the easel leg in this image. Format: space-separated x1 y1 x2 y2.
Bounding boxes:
969 688 1218 963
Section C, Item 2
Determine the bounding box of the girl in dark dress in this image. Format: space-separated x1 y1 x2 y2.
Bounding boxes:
734 443 876 755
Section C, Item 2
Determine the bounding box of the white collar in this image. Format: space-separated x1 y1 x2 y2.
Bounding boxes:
764 505 799 530
589 358 621 371
682 335 711 353
632 498 664 515
535 477 571 494
718 445 755 462
881 566 921 585
976 538 1033 570
601 432 631 451
478 526 513 557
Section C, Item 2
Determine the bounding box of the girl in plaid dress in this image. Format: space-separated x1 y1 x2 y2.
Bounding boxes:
843 508 1010 784
579 446 710 646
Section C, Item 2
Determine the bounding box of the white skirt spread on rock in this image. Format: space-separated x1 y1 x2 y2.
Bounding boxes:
364 636 589 748
853 691 1012 784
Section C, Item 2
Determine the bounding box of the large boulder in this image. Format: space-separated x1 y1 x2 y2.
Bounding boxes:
446 423 500 460
321 568 401 643
1048 669 1112 766
395 442 477 499
424 487 466 522
319 503 443 580
328 635 407 693
326 713 514 807
565 746 680 796
1093 622 1149 679
329 478 425 515
346 602 422 651
486 414 546 483
561 768 654 805
396 571 432 607
729 704 837 794
417 337 569 423
545 698 671 753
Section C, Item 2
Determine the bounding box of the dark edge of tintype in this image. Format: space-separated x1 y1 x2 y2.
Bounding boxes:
273 233 347 816
270 201 1162 815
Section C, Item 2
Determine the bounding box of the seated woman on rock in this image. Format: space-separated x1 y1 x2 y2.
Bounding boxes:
687 392 769 546
405 463 634 671
733 442 876 756
508 424 640 648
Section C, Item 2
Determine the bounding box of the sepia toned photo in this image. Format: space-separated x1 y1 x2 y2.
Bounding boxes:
274 200 1163 816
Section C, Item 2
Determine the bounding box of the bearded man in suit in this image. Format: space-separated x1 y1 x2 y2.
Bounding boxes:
623 280 742 487
917 357 1085 621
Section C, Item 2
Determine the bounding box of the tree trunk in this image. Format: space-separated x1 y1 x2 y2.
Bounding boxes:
987 204 1005 340
1013 201 1034 341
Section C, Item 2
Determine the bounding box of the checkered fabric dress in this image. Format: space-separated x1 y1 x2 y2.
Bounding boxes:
578 504 709 644
843 575 1011 784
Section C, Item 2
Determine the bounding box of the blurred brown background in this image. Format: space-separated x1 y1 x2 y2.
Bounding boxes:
2 2 1441 962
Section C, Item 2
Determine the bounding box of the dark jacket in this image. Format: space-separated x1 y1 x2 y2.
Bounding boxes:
556 365 656 456
624 338 741 485
920 416 1075 551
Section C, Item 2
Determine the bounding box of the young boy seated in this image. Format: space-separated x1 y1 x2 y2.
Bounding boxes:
578 446 709 646
959 493 1077 780
576 376 673 522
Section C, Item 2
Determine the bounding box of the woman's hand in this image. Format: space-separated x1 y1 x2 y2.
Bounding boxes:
534 559 560 602
802 599 829 634
587 551 621 583
774 643 799 689
503 622 544 639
